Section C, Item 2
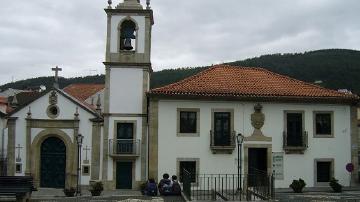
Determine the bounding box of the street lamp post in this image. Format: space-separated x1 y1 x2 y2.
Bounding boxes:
76 134 84 196
237 133 244 191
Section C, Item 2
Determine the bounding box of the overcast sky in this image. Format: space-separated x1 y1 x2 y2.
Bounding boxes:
0 0 359 85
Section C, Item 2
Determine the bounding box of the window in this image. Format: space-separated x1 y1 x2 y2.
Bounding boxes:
46 104 59 119
177 109 200 136
119 20 136 51
213 112 231 146
180 111 197 133
285 112 304 146
314 159 334 186
179 161 197 183
82 165 90 176
115 122 135 154
16 163 22 173
314 112 333 137
117 122 134 139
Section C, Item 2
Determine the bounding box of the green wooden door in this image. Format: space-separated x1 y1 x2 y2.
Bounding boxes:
40 137 66 188
116 162 132 189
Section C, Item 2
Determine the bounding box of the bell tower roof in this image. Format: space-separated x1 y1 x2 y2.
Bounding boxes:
116 0 143 10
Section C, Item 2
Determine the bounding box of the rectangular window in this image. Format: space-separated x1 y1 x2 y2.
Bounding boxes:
117 123 134 139
214 112 231 146
314 112 333 137
286 112 303 146
15 163 22 173
177 108 200 136
179 161 197 183
82 165 90 175
180 111 197 133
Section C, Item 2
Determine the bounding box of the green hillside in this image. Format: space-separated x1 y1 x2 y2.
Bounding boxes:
1 49 360 94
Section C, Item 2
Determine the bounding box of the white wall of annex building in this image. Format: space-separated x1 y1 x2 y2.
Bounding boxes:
157 100 351 188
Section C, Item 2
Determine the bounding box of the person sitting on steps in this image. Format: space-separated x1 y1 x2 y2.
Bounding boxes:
171 175 182 196
158 173 172 195
144 178 158 196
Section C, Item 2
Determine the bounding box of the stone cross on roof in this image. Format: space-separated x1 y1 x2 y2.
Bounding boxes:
51 66 62 88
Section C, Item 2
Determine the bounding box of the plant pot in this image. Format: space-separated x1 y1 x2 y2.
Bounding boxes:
64 190 76 197
90 190 102 196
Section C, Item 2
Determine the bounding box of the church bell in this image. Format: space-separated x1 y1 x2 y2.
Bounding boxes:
123 38 133 50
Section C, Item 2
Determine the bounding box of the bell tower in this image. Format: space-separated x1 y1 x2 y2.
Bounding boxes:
102 0 154 188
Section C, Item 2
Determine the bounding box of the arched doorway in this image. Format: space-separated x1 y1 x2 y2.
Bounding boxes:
40 137 66 188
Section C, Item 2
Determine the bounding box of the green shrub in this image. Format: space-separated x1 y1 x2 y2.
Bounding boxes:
89 181 104 196
63 187 76 197
329 178 342 193
289 178 306 193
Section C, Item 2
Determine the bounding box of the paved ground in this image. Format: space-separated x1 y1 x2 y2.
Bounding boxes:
276 187 360 202
0 188 185 202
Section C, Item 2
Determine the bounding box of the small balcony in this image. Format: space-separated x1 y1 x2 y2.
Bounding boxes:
283 131 308 154
109 139 140 158
210 130 236 154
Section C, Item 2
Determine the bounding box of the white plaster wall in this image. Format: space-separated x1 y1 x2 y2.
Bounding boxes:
109 68 143 114
110 15 145 53
157 100 352 188
107 116 143 182
10 91 96 184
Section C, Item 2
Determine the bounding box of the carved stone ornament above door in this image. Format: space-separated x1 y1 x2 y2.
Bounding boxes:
245 103 272 142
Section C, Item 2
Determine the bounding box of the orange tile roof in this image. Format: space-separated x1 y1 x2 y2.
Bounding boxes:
0 96 7 104
149 65 359 102
63 84 104 101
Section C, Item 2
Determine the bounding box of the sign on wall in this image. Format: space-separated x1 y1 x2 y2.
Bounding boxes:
272 152 284 180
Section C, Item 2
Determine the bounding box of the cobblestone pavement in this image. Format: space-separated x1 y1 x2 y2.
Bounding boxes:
276 190 360 202
0 188 185 202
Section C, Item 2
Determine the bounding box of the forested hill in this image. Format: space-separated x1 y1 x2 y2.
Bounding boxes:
1 49 360 94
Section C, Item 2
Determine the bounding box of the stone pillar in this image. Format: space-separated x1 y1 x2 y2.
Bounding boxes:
350 106 359 184
6 117 17 176
68 120 80 188
25 118 32 176
91 118 102 180
102 116 109 182
148 100 158 180
140 69 149 181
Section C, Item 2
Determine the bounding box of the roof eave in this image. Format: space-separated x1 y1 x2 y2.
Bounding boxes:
148 92 359 105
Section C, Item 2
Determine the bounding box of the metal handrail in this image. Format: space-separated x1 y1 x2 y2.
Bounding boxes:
182 172 275 201
283 131 308 148
210 130 236 147
109 139 140 156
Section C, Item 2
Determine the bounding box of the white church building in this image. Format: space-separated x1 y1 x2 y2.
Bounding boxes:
0 0 358 190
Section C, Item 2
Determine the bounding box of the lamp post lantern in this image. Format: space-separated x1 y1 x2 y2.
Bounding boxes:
76 134 84 196
237 133 244 191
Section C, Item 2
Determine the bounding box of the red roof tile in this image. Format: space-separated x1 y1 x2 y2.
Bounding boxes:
149 65 359 102
63 84 104 102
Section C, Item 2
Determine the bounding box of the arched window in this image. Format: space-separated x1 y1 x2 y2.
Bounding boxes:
119 20 137 51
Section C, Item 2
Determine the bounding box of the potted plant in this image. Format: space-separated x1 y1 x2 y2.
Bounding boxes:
289 178 306 193
329 178 342 193
63 187 76 197
140 181 147 195
89 181 104 196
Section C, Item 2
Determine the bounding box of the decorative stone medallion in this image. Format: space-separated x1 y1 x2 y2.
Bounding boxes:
49 90 58 105
47 91 59 119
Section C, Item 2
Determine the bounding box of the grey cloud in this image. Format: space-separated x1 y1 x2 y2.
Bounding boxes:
0 0 359 85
